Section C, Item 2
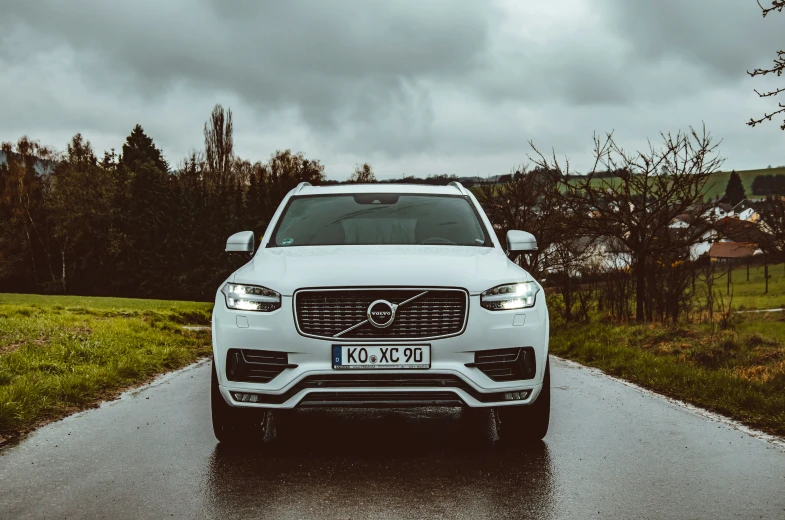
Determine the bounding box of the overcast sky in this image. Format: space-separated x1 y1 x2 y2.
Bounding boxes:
1 0 783 180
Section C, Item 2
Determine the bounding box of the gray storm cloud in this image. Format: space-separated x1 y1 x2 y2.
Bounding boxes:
0 0 782 179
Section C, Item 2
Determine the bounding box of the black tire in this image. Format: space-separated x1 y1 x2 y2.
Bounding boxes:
211 360 267 444
460 407 495 444
495 358 550 443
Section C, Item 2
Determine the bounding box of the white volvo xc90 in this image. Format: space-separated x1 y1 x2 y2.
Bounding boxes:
211 182 550 443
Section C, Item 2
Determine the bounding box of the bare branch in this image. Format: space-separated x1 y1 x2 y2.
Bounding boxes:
747 104 785 130
757 0 785 17
749 4 784 129
747 50 785 78
754 87 785 98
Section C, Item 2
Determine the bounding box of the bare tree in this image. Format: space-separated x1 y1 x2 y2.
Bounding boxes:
547 238 598 322
479 166 601 321
758 196 785 255
477 166 569 279
477 166 567 278
204 104 234 187
598 267 634 321
531 126 723 322
349 163 376 183
748 1 785 129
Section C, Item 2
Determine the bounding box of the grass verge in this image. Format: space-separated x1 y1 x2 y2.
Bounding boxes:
550 313 785 436
0 293 213 443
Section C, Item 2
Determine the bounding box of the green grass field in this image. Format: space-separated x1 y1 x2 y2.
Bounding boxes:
0 293 212 312
0 294 213 443
550 313 785 436
706 262 785 310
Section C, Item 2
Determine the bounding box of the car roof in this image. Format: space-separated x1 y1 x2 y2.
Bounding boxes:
294 183 467 197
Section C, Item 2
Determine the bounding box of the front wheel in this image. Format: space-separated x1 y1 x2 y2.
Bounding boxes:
211 360 269 444
495 358 550 442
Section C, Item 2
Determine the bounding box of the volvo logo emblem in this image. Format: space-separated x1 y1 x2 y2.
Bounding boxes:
367 299 397 328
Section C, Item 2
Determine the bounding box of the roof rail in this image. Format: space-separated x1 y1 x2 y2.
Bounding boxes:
448 181 467 195
294 181 312 194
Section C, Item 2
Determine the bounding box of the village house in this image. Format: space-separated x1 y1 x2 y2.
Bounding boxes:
732 199 760 222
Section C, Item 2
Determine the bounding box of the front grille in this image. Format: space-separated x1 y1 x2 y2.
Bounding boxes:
294 288 468 340
298 391 463 407
225 349 297 383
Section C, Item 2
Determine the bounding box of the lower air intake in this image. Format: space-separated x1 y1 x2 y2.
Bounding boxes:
466 347 536 382
298 391 463 407
225 349 297 383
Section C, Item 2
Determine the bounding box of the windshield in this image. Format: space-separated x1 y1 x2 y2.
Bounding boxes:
270 194 491 247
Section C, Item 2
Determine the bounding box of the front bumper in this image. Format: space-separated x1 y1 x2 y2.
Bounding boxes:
212 294 549 409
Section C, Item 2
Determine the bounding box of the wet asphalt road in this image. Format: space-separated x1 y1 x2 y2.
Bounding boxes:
1 358 784 520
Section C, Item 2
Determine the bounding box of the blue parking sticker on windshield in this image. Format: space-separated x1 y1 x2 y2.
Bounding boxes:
280 238 294 246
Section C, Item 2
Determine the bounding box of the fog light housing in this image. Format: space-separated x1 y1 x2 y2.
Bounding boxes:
503 391 530 401
232 392 261 403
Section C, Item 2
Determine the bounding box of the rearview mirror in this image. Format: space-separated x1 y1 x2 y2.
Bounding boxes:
226 231 255 261
506 230 537 257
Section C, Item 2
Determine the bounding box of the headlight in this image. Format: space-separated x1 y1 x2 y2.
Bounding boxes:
481 282 539 311
221 283 281 312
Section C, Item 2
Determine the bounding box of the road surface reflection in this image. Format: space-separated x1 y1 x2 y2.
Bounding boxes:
205 407 556 519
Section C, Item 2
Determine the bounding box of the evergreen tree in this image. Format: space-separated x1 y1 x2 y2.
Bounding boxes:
116 125 170 296
47 135 116 294
723 170 746 206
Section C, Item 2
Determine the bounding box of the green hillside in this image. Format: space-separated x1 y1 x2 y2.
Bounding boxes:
703 166 785 200
566 166 785 200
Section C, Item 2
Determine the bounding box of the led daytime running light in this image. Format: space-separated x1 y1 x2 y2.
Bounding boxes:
481 282 539 311
222 283 281 312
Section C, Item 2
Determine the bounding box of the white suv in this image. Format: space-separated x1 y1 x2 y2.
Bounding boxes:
211 182 550 442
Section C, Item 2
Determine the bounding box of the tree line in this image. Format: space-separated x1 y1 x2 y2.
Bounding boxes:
751 173 785 196
0 105 328 300
0 105 485 301
4 107 785 326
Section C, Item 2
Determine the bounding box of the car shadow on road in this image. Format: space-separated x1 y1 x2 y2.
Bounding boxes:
203 407 557 519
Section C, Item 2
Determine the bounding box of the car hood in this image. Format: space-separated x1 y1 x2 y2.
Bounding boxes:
230 245 534 296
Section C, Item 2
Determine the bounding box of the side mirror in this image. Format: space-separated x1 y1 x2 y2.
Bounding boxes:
226 231 255 262
506 230 537 257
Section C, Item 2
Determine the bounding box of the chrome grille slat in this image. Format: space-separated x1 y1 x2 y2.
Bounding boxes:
295 288 468 340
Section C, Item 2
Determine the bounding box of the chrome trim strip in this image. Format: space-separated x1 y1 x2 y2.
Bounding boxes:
333 319 369 338
396 290 429 307
293 286 469 342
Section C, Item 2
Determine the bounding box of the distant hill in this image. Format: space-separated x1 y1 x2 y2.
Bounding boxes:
702 166 785 200
564 166 785 200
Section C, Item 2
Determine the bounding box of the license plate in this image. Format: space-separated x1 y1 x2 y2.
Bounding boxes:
332 345 430 369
